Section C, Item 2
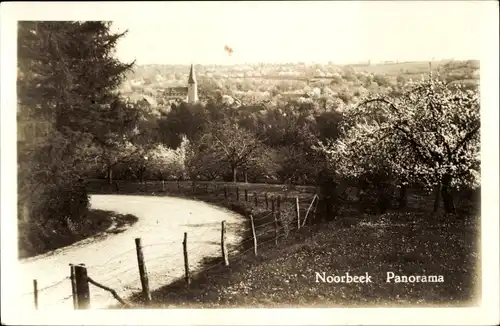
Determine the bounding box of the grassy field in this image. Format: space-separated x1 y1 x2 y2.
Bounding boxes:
137 215 479 308
86 179 480 308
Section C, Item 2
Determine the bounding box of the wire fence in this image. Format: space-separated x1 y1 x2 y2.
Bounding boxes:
24 180 319 310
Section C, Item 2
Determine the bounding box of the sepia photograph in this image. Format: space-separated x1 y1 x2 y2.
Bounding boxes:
1 1 499 325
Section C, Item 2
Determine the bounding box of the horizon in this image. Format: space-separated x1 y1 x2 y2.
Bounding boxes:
127 58 478 68
109 1 486 66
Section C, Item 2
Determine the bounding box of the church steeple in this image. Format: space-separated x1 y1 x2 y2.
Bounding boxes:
188 64 196 85
187 64 198 103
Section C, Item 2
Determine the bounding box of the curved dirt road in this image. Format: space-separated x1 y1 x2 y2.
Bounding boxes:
19 195 245 310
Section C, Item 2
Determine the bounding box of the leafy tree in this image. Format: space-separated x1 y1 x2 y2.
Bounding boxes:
194 119 272 182
92 101 159 184
157 102 209 148
275 145 321 185
146 137 189 181
396 75 406 85
186 142 225 180
373 73 391 87
315 110 344 142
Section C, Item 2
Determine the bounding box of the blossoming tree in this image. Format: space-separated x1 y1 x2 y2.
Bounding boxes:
319 74 480 214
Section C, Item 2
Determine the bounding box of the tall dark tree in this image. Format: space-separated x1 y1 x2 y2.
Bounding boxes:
17 21 136 256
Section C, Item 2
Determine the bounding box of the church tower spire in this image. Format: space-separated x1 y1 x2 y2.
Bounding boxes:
187 64 198 103
188 64 196 84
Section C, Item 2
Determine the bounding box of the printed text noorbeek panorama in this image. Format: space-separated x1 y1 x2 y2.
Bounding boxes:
315 272 444 283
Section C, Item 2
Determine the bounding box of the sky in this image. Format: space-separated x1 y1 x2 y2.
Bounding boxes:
109 1 487 66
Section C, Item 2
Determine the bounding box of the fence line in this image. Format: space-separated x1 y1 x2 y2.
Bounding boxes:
88 220 274 288
87 248 138 270
21 276 70 296
27 180 318 309
228 236 282 264
25 217 291 309
93 267 140 289
87 277 131 307
251 211 274 221
254 219 280 229
29 221 300 309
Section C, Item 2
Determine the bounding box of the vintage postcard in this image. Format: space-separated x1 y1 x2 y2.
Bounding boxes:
1 1 498 325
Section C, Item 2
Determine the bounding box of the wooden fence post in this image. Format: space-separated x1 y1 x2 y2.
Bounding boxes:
302 195 318 227
236 187 240 201
144 181 147 193
271 197 275 217
221 221 229 266
177 179 180 191
205 183 209 194
70 264 78 309
191 181 195 194
162 180 165 192
33 279 38 310
250 214 258 256
265 193 269 209
277 196 281 219
295 197 301 230
277 196 284 237
274 212 279 246
244 189 248 202
183 232 190 286
312 196 319 223
254 192 258 207
74 264 90 309
135 238 152 303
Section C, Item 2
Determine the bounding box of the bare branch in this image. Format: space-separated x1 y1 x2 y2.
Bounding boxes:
356 97 400 115
394 125 436 167
452 124 480 156
214 135 232 157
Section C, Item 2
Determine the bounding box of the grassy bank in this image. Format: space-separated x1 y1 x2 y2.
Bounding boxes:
19 209 139 259
134 212 479 308
86 179 480 308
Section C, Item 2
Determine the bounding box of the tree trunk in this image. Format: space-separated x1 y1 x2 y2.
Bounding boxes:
398 184 407 209
323 198 330 223
320 177 337 222
107 165 113 184
356 184 364 203
139 166 145 183
433 182 442 213
441 174 456 214
377 186 391 214
232 167 237 183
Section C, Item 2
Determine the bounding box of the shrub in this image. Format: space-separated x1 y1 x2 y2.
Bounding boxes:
18 177 90 257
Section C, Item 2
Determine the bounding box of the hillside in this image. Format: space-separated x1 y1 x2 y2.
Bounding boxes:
119 60 480 111
117 182 481 309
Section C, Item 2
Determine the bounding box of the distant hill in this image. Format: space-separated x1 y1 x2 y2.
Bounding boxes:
127 60 479 80
121 60 479 107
